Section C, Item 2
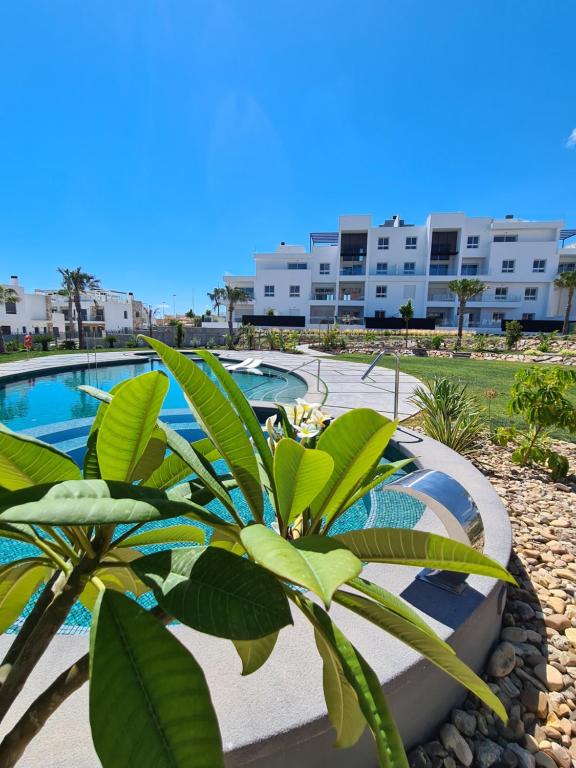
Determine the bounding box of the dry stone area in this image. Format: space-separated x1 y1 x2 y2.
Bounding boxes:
409 441 576 768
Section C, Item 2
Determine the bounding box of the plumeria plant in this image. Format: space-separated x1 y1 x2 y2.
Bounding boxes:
0 338 515 767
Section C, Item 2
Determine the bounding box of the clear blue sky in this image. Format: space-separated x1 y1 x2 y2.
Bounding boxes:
1 0 575 313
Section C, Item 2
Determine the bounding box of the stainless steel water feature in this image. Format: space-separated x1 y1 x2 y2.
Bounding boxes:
381 468 485 593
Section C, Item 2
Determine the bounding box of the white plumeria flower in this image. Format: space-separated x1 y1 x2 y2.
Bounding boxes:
294 423 320 439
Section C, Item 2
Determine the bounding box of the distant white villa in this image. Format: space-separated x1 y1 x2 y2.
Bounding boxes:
0 276 146 338
224 213 576 328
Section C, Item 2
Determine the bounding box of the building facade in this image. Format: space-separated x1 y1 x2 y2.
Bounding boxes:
0 276 146 339
224 213 576 328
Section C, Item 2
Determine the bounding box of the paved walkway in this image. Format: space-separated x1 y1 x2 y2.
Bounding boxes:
0 348 422 421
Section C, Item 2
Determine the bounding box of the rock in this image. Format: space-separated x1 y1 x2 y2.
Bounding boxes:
565 628 576 646
503 627 529 643
545 615 572 632
409 746 432 768
547 597 567 615
549 518 570 528
475 738 503 768
452 708 476 737
440 724 473 766
503 747 520 768
521 682 549 717
534 663 565 692
487 642 517 678
534 751 558 768
542 742 572 768
506 743 536 768
443 758 456 768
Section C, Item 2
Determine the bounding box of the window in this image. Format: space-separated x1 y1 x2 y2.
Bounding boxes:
461 264 478 275
558 263 576 273
289 285 300 298
123 310 128 319
1 326 10 334
494 234 518 242
34 327 39 334
376 262 388 275
21 326 26 333
288 262 307 270
532 259 546 273
405 236 417 250
81 309 87 320
403 262 416 274
377 237 389 250
4 302 17 314
429 264 448 275
264 285 274 297
501 260 515 273
375 310 386 319
319 263 330 275
495 287 508 300
522 313 535 321
492 312 505 321
524 287 538 301
467 236 479 249
376 286 387 298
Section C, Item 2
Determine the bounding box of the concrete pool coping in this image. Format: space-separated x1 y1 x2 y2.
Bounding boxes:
0 350 511 766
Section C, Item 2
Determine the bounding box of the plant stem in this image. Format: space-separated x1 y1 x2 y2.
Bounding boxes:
0 606 170 767
0 556 95 726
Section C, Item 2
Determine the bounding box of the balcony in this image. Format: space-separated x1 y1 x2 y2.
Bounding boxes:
371 265 425 276
339 266 366 276
339 293 365 302
311 293 336 301
427 292 522 305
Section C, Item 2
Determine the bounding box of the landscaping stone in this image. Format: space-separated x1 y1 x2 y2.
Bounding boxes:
412 438 576 768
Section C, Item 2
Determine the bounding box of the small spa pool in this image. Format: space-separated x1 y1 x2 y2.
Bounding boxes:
0 358 425 634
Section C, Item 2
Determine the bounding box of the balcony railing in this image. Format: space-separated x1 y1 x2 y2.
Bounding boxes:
311 293 336 301
428 293 521 304
372 265 425 276
339 295 365 302
340 267 366 276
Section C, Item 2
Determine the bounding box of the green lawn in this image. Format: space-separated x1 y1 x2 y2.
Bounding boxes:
331 353 576 443
0 347 138 364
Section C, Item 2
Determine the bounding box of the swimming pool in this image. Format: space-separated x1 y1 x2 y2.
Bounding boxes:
0 357 308 431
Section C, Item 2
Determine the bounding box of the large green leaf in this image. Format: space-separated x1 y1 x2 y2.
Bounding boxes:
343 459 414 511
90 590 224 768
240 524 361 607
97 371 169 482
0 480 215 526
145 437 220 490
83 380 130 479
334 589 507 722
310 411 397 527
131 427 167 483
0 424 81 491
132 546 292 640
298 595 408 768
157 422 236 516
273 439 334 528
335 528 515 583
115 524 205 549
0 560 53 634
232 631 279 675
140 337 263 521
195 350 275 486
314 629 366 748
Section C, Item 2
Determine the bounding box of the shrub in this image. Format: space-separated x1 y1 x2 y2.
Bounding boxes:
175 322 184 349
537 330 558 353
505 320 523 350
104 335 117 349
33 334 54 352
5 341 20 352
494 366 576 479
410 376 484 455
430 334 443 350
473 333 488 353
0 343 512 767
59 339 76 350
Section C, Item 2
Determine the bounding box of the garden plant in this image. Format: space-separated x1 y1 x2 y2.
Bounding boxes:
0 339 514 767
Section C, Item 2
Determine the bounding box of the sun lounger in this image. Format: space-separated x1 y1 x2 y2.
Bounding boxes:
224 358 254 371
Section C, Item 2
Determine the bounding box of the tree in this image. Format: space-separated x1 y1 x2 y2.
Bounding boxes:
554 271 576 335
218 285 249 341
504 320 523 350
207 288 225 317
69 268 100 349
0 286 20 354
448 279 486 348
57 268 75 342
399 299 414 348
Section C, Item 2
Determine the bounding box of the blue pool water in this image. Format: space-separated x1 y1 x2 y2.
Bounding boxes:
0 357 307 431
0 357 425 634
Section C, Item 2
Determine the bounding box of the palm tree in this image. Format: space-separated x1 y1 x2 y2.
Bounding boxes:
399 298 414 348
207 288 226 317
554 271 576 335
57 268 75 342
68 268 100 349
221 285 249 341
448 278 486 348
0 286 20 354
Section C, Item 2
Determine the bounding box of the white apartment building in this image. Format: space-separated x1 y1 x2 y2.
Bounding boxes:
0 276 146 338
224 213 576 329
